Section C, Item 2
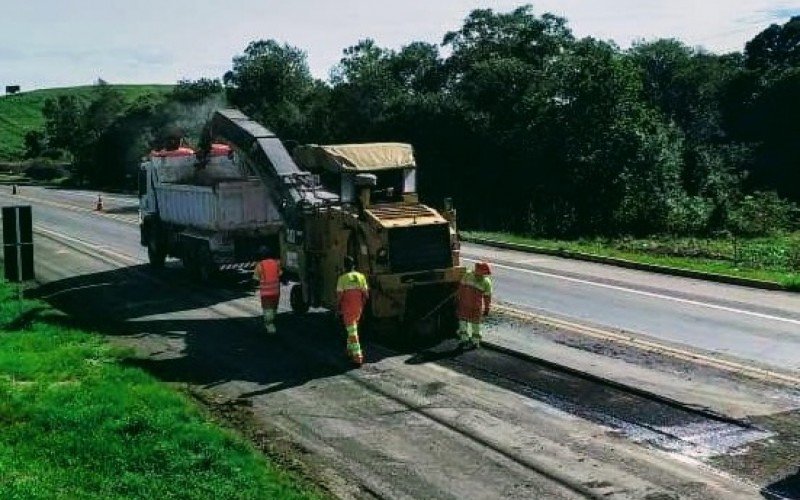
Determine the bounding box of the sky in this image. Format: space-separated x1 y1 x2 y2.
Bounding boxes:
1 1 800 92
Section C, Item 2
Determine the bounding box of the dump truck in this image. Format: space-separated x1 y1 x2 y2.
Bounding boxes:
143 109 465 337
138 142 283 281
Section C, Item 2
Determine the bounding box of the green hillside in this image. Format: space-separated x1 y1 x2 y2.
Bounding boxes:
0 85 172 161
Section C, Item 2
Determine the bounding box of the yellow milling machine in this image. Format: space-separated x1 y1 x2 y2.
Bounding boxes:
206 110 466 339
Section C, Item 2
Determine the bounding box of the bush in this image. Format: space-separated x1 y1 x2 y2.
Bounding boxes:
23 160 68 181
728 191 798 236
665 195 714 235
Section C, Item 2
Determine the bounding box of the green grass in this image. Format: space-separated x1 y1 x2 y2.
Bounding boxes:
0 85 172 161
0 281 321 499
465 230 800 289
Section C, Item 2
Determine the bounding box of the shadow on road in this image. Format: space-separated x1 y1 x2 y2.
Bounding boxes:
30 264 396 397
33 264 251 320
102 205 138 215
762 468 800 499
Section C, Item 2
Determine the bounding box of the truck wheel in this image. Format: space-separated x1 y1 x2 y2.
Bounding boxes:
195 247 217 284
147 239 166 269
290 284 309 314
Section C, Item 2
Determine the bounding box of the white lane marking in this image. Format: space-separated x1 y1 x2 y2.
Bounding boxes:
463 257 800 327
36 225 114 254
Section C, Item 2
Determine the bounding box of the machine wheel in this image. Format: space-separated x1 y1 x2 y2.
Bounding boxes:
409 314 444 348
290 284 309 314
147 239 166 269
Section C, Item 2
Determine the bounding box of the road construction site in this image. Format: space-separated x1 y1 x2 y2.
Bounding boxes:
2 184 800 499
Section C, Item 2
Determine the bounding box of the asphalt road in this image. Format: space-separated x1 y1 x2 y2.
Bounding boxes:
5 185 800 374
0 185 765 498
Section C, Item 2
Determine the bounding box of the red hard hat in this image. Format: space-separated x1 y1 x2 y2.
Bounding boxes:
475 262 491 276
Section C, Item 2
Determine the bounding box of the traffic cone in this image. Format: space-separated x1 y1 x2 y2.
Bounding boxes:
95 195 103 211
11 184 17 195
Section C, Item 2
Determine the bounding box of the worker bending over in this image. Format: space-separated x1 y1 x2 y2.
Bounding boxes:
457 262 493 348
336 256 368 367
253 248 281 334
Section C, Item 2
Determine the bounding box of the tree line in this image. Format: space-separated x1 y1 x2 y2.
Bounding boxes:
26 6 800 237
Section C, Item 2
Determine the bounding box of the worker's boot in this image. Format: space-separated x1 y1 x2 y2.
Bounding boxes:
457 320 471 350
264 309 277 335
461 322 480 349
347 329 364 367
471 326 482 349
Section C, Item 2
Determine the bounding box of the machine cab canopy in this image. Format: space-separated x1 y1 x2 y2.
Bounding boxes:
293 143 417 203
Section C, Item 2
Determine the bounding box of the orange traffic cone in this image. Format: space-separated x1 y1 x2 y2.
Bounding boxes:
95 195 103 211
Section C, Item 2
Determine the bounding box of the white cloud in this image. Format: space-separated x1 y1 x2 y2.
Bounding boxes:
533 0 800 52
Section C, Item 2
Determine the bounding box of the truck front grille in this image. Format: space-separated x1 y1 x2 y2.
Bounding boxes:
388 224 452 273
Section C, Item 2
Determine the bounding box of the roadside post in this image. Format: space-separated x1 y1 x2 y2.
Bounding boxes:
2 205 35 304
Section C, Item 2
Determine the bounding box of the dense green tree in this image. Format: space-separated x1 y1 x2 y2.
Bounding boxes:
25 5 799 236
41 94 84 153
23 130 46 159
171 78 223 103
745 16 800 71
223 40 319 141
722 17 800 202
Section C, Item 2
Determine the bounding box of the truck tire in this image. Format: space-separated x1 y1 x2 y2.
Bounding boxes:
290 284 309 314
147 236 166 269
193 246 217 284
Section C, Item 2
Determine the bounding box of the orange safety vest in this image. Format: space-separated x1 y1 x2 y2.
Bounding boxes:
255 259 281 306
456 270 492 323
336 271 369 326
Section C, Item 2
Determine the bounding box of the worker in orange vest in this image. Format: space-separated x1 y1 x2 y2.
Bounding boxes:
456 262 493 349
336 256 368 367
253 247 281 334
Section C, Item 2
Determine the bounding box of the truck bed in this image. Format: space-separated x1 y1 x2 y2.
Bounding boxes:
155 179 281 231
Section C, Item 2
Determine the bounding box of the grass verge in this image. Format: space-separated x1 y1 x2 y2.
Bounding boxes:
0 280 322 499
464 230 800 290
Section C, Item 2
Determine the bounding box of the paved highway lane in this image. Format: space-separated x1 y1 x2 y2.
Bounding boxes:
462 244 800 372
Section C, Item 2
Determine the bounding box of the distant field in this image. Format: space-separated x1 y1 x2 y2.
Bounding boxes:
0 85 172 161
